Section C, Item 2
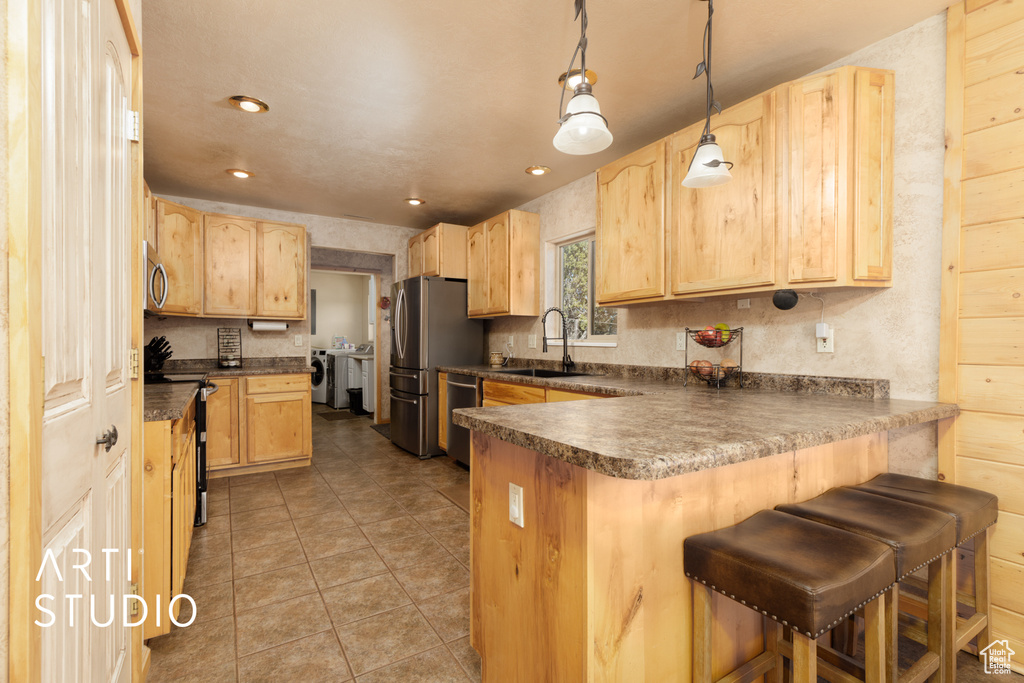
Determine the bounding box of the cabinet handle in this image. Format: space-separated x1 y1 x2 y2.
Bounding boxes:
96 425 119 452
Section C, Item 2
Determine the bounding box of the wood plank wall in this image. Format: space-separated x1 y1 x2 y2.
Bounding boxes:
940 0 1024 671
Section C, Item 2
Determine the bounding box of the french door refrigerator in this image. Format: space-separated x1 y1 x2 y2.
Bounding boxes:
390 277 483 458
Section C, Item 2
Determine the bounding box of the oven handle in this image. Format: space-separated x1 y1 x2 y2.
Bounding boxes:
390 390 418 405
202 382 219 400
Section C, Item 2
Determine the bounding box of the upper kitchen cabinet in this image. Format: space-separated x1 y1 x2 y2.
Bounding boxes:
783 66 894 287
257 221 307 319
155 198 204 315
204 214 258 317
467 210 540 318
408 223 469 279
596 139 666 304
669 90 777 295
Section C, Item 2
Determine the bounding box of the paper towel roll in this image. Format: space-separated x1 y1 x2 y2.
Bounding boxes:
249 320 289 332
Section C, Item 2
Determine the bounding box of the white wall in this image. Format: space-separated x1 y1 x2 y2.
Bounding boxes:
310 270 370 348
488 13 948 476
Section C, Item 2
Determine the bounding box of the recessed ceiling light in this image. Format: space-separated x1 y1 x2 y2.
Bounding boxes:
228 95 270 113
525 166 551 176
557 69 598 90
405 198 425 206
227 169 254 179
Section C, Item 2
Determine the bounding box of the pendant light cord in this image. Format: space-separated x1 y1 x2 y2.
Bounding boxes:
701 0 716 138
557 0 589 123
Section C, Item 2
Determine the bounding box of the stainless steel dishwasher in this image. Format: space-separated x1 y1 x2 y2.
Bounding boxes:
446 373 481 466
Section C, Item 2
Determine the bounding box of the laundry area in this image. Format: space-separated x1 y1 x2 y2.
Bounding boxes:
309 270 377 417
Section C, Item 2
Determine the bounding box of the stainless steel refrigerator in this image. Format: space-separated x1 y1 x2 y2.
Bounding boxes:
390 277 483 458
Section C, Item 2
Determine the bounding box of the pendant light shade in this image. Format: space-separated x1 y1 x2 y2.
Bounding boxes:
553 86 613 155
553 0 611 156
682 134 733 188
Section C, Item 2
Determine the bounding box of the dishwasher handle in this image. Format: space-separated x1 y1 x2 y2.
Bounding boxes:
447 380 479 390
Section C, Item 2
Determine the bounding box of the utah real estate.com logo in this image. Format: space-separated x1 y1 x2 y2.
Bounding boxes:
34 549 196 629
980 640 1015 675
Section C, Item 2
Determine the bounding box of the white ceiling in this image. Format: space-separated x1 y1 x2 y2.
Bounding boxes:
142 0 955 230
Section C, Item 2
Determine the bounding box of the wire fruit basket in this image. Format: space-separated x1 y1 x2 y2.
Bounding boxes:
683 327 743 388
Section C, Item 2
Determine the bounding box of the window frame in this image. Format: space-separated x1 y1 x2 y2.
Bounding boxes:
549 232 618 348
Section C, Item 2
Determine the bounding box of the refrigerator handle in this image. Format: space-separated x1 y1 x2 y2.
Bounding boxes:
396 288 407 359
390 390 417 405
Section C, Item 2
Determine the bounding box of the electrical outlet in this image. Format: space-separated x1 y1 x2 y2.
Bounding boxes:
293 334 303 346
737 298 751 309
507 335 514 346
817 326 834 353
676 332 687 351
528 335 537 349
509 482 524 528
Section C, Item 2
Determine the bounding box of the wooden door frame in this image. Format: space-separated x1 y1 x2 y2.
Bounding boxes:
6 0 144 681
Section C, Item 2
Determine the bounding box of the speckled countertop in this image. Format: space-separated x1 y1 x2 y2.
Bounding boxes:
443 363 957 481
144 382 200 422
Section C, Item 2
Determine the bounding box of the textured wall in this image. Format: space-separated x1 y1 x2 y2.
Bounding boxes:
149 195 419 419
488 13 948 476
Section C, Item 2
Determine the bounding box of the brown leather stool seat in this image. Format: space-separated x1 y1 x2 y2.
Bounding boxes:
851 474 999 664
851 473 998 544
778 487 958 682
685 509 895 683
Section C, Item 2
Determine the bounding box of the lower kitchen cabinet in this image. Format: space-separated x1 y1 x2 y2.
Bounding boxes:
143 396 197 640
208 373 312 476
481 380 608 407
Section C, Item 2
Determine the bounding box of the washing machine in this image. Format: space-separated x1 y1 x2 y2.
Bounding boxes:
310 350 328 403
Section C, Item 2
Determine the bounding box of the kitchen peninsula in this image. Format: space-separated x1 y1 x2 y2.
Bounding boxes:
450 366 957 682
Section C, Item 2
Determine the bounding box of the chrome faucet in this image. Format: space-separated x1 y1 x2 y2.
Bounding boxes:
541 307 575 372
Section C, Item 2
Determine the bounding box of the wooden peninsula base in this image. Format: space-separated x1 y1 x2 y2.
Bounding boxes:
469 430 889 682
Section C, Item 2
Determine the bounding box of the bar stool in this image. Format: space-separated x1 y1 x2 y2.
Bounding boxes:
776 487 957 683
684 510 896 683
851 474 998 659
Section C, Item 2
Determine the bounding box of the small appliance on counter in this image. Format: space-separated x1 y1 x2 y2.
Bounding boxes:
218 328 242 368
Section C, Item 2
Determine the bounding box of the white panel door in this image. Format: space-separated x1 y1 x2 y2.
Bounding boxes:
39 0 132 679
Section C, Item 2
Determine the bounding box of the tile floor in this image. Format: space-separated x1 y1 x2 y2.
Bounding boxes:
148 404 480 682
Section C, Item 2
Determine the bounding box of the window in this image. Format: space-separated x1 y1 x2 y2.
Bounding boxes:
556 236 617 343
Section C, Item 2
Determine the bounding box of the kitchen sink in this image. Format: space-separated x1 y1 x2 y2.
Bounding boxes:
496 368 594 378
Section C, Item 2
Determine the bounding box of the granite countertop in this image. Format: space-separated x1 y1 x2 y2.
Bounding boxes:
444 362 957 481
144 382 200 422
158 357 314 377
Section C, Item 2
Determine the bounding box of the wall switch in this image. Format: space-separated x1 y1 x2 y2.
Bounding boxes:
509 482 525 528
737 298 751 309
528 334 537 349
816 324 834 353
507 335 515 346
294 334 303 346
676 332 687 351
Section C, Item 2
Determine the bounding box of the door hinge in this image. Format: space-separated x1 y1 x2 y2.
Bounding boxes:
127 110 140 143
130 348 140 379
129 583 139 617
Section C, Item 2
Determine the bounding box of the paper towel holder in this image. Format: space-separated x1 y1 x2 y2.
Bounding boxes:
247 320 290 331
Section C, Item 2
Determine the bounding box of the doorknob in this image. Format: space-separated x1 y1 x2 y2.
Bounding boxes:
96 425 118 452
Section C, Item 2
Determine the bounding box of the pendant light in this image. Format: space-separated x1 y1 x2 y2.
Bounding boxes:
553 0 613 155
682 0 733 188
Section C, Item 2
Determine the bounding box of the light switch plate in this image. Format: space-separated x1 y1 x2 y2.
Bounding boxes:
676 332 687 351
509 482 524 528
737 298 751 309
507 335 514 347
293 334 303 346
528 335 537 349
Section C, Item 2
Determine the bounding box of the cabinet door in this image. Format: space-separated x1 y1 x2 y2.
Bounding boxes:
170 427 195 605
257 221 306 319
145 183 158 250
669 92 776 295
421 227 440 276
486 216 510 315
409 235 423 277
207 377 240 470
851 69 894 282
246 390 311 464
205 214 258 316
157 198 204 315
787 73 841 284
467 223 489 316
596 139 666 302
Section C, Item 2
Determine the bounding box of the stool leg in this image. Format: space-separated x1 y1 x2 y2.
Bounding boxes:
886 586 899 683
974 527 991 652
927 553 952 683
865 591 886 683
694 583 713 683
792 632 818 683
764 618 783 683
